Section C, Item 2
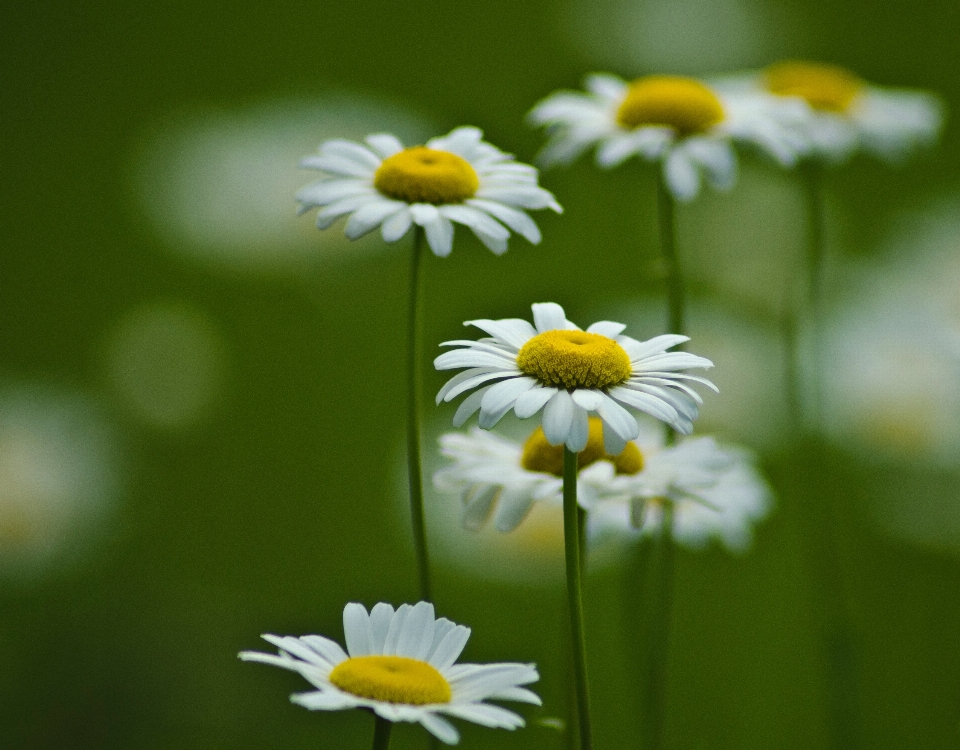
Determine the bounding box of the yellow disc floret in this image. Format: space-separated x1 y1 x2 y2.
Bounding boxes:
763 61 864 113
516 330 632 390
616 76 725 136
374 147 479 205
521 417 644 475
329 655 452 705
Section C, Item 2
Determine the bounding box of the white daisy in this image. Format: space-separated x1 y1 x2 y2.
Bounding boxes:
434 302 717 453
721 61 943 163
296 126 562 257
527 73 810 201
239 600 540 745
434 418 646 532
589 419 772 552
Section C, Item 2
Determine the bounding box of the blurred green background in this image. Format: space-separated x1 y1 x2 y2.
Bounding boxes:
3 0 960 748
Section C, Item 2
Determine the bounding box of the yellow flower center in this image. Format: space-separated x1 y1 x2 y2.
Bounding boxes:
763 61 864 113
328 655 452 705
516 330 632 390
616 76 725 136
373 147 479 205
521 417 644 476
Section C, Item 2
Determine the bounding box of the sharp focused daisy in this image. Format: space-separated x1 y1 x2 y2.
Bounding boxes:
721 61 943 162
434 418 645 532
434 302 716 453
588 419 772 552
296 126 562 257
240 601 540 745
528 73 810 201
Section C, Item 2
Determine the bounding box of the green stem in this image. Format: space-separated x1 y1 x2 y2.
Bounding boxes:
801 162 827 433
406 226 432 602
371 715 393 750
657 172 684 339
642 504 676 750
563 447 592 750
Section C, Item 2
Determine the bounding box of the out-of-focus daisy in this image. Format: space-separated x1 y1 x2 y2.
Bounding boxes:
434 418 645 532
528 73 809 201
590 419 772 552
722 61 943 162
296 126 562 257
240 600 540 745
435 302 716 452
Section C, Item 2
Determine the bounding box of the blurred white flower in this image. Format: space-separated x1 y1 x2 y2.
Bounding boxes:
297 127 561 257
718 61 943 163
433 418 645 532
529 74 809 200
103 301 226 430
822 198 960 463
589 419 773 553
0 385 120 579
135 94 434 271
240 600 540 745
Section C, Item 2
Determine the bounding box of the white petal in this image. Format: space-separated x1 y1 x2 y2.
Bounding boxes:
603 427 627 456
381 603 411 654
381 207 413 242
596 393 640 440
396 601 435 660
487 686 542 705
365 133 405 158
296 179 374 207
686 137 737 191
542 390 574 445
441 370 513 404
291 690 359 711
300 153 375 178
493 487 536 531
421 212 455 257
460 484 499 530
532 302 570 333
343 603 372 657
465 318 537 348
514 386 556 418
567 404 589 452
320 140 382 170
345 200 406 239
368 602 395 653
571 389 603 411
664 146 702 202
479 377 538 428
586 321 626 338
466 199 542 244
441 703 525 729
624 334 690 360
452 386 491 427
430 625 472 671
419 712 460 745
608 385 680 426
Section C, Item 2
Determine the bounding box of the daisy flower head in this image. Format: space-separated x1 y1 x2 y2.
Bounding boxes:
434 418 646 532
434 302 717 453
527 73 810 201
296 127 562 257
589 420 773 553
734 61 944 163
239 600 540 745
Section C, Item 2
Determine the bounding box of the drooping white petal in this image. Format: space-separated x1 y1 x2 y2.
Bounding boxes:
567 404 590 452
571 389 603 411
664 145 702 202
479 377 538 428
493 486 537 531
513 385 557 418
419 712 460 745
452 386 491 427
466 199 543 244
596 393 640 440
344 199 407 239
542 390 574 445
381 207 414 242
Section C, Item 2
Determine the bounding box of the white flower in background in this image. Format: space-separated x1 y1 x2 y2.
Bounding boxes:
297 127 562 257
720 61 943 162
528 73 809 200
434 418 646 532
435 302 716 453
240 601 540 745
590 419 772 552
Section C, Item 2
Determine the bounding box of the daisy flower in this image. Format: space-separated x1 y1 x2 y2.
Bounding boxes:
527 73 810 201
296 126 562 257
434 418 645 532
239 600 540 745
589 419 772 552
434 302 717 453
723 61 943 163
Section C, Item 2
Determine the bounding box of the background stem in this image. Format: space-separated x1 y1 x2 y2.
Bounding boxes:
642 504 676 750
371 715 393 750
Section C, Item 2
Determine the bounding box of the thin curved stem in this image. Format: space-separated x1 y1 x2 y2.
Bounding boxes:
371 715 393 750
406 226 432 602
563 447 592 750
657 172 685 339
